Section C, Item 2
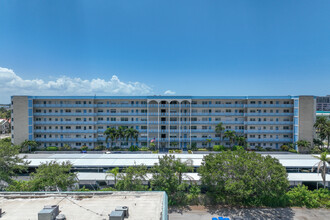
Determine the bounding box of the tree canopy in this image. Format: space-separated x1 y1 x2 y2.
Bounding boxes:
198 150 289 206
0 138 29 189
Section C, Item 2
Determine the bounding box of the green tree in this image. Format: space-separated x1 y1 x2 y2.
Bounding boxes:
215 122 225 143
205 138 212 149
117 126 127 148
116 164 148 191
30 161 77 191
224 130 236 149
106 167 120 186
104 127 118 149
312 152 330 189
125 127 139 146
314 116 330 151
198 150 289 206
149 142 157 151
0 139 29 189
21 140 40 152
235 136 247 148
151 155 189 205
296 140 311 153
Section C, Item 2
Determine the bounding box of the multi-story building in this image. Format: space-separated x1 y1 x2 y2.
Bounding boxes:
11 95 316 150
316 95 330 111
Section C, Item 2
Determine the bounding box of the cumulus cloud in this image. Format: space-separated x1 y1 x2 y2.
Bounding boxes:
164 90 176 95
0 67 154 103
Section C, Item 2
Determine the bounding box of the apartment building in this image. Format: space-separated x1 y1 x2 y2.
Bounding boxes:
11 96 316 150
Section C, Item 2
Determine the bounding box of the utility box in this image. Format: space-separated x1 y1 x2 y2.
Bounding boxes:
115 206 129 218
38 205 59 220
109 210 124 220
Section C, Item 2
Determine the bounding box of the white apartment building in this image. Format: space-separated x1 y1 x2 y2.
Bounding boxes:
11 95 316 150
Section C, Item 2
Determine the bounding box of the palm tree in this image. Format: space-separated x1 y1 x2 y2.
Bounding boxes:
125 128 139 146
106 167 120 186
312 152 330 189
314 116 330 150
104 127 117 149
215 122 225 143
206 138 212 149
296 140 311 153
224 130 236 149
236 136 247 148
117 126 127 148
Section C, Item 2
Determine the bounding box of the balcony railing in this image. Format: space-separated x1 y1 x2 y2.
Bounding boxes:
245 121 293 125
247 138 292 142
245 113 293 116
245 130 293 134
34 129 97 133
34 138 97 142
34 121 97 125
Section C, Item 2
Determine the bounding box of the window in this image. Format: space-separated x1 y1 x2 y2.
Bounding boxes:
226 109 231 113
121 118 128 121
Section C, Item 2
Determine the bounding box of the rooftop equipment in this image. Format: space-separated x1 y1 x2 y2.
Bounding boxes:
109 210 124 220
115 206 129 218
38 205 59 220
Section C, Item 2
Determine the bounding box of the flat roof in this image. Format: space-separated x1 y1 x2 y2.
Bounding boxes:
76 172 330 183
0 192 166 220
21 153 325 168
12 95 304 99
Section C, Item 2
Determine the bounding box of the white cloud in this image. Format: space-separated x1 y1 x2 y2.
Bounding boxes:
164 90 176 95
0 67 154 103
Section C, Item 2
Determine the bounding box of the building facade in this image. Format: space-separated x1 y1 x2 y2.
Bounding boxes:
11 95 316 150
316 95 330 111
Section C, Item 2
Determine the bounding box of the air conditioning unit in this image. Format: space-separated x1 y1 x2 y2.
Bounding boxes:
109 210 124 220
115 206 129 218
38 205 59 220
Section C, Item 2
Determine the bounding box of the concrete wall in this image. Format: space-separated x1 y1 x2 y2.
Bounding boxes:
298 96 316 145
11 96 29 145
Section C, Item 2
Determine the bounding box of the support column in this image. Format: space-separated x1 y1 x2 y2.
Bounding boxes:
147 101 149 148
190 102 192 149
169 103 170 149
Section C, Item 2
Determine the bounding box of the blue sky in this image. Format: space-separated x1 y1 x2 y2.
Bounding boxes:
0 0 330 103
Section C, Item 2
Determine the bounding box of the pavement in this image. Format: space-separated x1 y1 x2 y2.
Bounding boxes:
169 206 330 220
0 134 10 139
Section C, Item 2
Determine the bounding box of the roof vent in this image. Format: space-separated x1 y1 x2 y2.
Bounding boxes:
115 206 129 218
109 210 124 220
38 205 59 220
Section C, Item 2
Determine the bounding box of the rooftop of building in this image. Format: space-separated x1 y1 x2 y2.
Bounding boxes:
20 153 327 168
0 191 166 220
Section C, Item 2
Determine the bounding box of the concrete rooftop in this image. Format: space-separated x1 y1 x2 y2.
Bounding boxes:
0 191 167 220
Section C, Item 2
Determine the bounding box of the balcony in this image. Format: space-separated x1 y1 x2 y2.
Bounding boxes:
34 129 97 133
245 130 293 134
247 138 292 142
246 104 294 108
245 121 293 125
34 121 97 125
34 138 97 142
34 104 96 108
245 113 293 116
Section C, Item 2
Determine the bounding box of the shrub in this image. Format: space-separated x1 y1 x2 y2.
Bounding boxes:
213 145 225 151
174 149 182 153
289 149 298 153
232 145 244 151
129 145 139 151
169 150 174 154
80 146 88 151
188 150 192 154
46 146 58 151
197 148 208 151
139 146 149 151
286 185 321 208
94 145 105 151
152 150 159 154
59 144 71 151
255 146 264 151
281 145 289 151
191 143 198 151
